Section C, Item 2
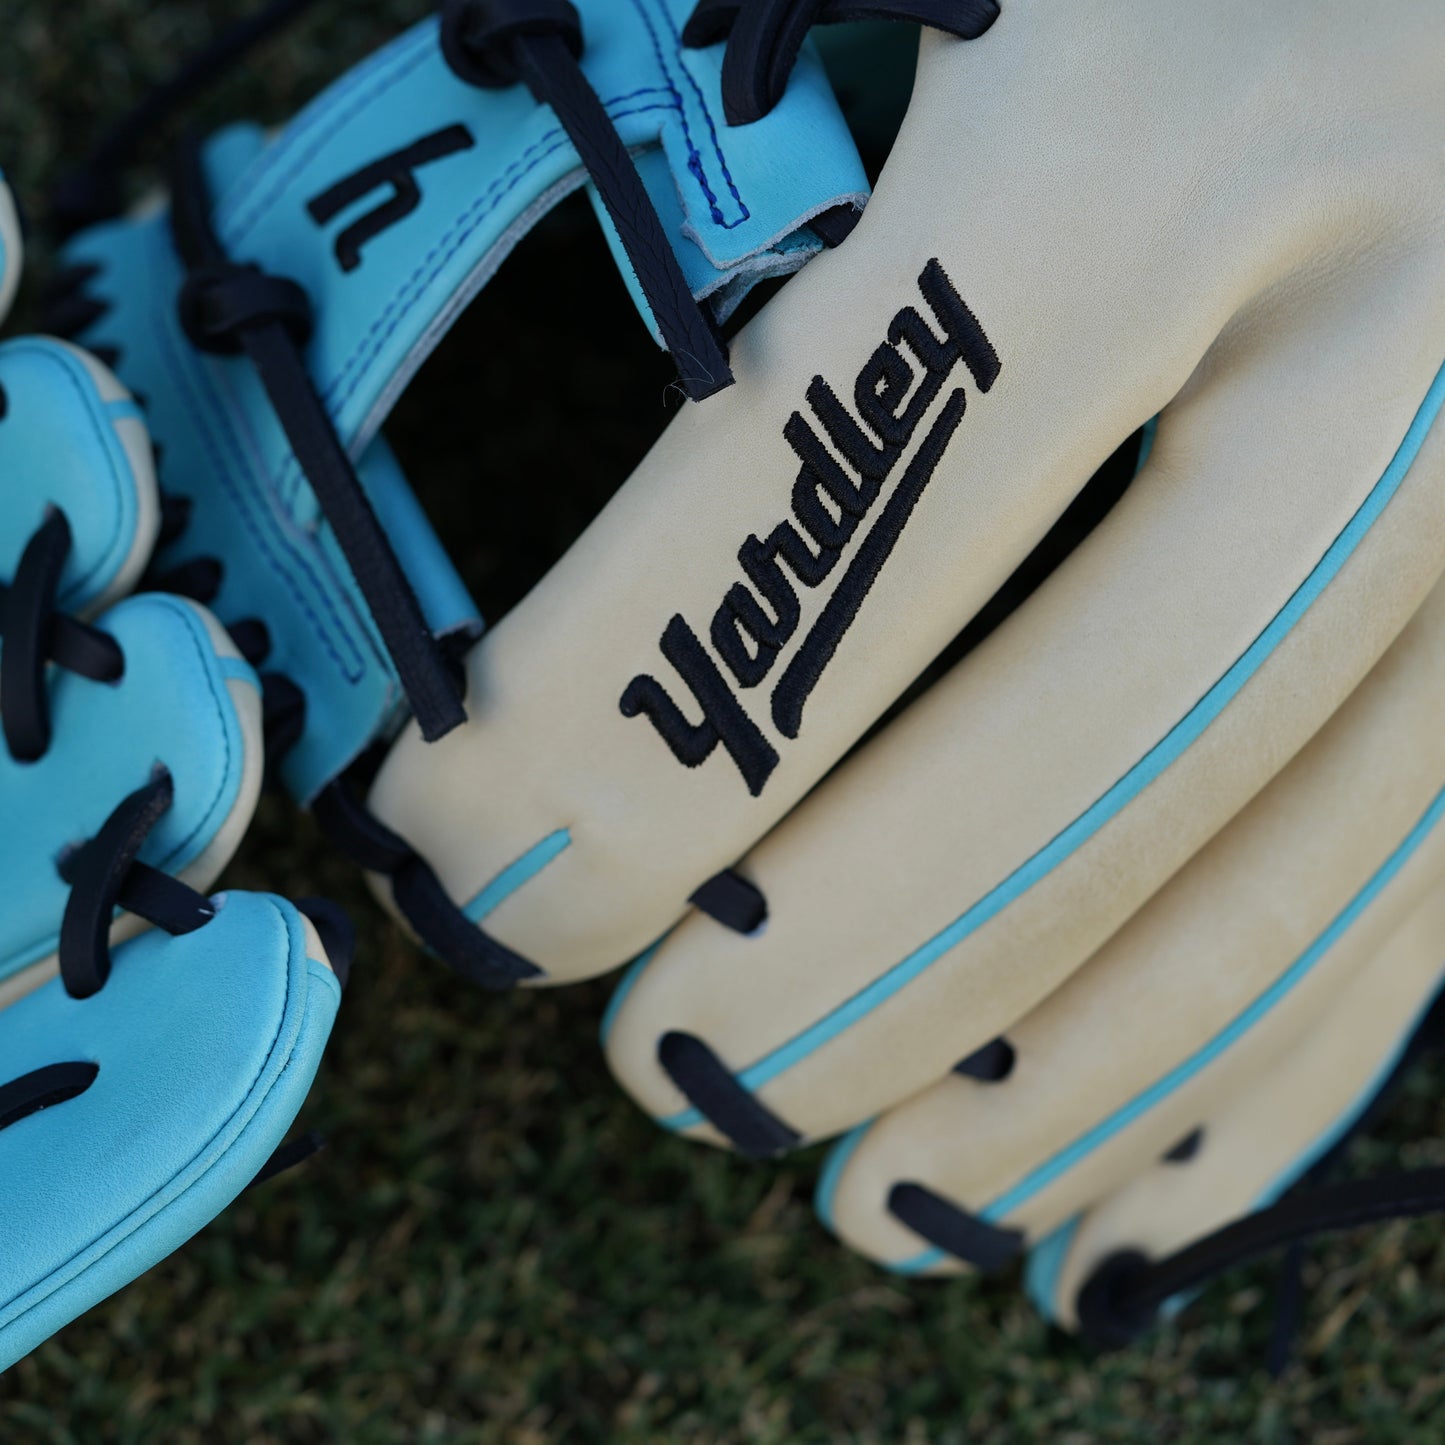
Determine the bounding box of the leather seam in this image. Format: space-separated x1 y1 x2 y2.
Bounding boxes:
318 100 678 422
3 340 132 604
144 261 374 687
629 0 749 228
0 897 311 1330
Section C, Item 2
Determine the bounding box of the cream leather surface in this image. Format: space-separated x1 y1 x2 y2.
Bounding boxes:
375 0 1445 979
821 576 1445 1266
365 0 1445 1329
1043 886 1445 1330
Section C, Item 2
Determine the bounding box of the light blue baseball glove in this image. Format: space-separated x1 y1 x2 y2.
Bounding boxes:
0 172 349 1372
44 0 1445 1357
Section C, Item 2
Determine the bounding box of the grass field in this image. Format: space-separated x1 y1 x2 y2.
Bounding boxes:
3 4 1445 1441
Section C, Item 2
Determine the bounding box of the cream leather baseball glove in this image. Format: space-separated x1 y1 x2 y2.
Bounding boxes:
49 0 1445 1345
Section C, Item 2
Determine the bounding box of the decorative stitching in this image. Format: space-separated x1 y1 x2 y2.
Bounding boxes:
224 25 438 244
319 101 676 420
146 260 374 686
223 12 669 249
630 0 749 229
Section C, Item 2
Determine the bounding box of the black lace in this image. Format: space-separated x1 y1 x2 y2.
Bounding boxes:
1076 987 1445 1357
0 506 218 1129
682 0 999 125
0 509 124 763
40 0 998 981
167 136 469 747
441 0 735 400
1077 1168 1445 1351
440 0 999 401
0 506 341 1184
0 506 218 1000
41 0 471 749
41 0 1000 747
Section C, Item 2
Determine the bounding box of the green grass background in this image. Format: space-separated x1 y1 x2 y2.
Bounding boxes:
3 4 1445 1440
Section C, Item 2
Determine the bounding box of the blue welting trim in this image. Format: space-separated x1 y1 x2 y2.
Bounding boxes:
883 1244 946 1275
219 656 259 687
1251 972 1445 1215
599 943 661 1047
223 26 437 244
813 1120 943 1274
661 356 1445 1131
463 829 572 923
813 1121 870 1231
981 782 1445 1223
1135 414 1159 473
104 398 146 425
1113 981 1445 1330
1025 1217 1082 1319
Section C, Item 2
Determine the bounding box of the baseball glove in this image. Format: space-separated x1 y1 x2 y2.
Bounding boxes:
47 0 1445 1347
0 172 349 1371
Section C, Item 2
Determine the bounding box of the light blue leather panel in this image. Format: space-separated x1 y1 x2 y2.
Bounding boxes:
0 593 257 983
1 341 256 985
0 337 147 613
0 892 341 1370
59 0 866 801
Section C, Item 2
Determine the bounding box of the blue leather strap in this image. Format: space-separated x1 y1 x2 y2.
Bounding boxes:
56 0 866 800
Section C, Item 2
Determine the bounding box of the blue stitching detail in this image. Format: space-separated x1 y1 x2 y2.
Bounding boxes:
262 86 680 501
320 104 676 421
659 355 1445 1130
462 829 572 923
223 25 437 243
222 9 671 250
629 0 749 229
147 273 372 686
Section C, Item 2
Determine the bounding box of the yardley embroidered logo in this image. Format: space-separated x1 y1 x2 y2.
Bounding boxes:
620 259 1000 796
